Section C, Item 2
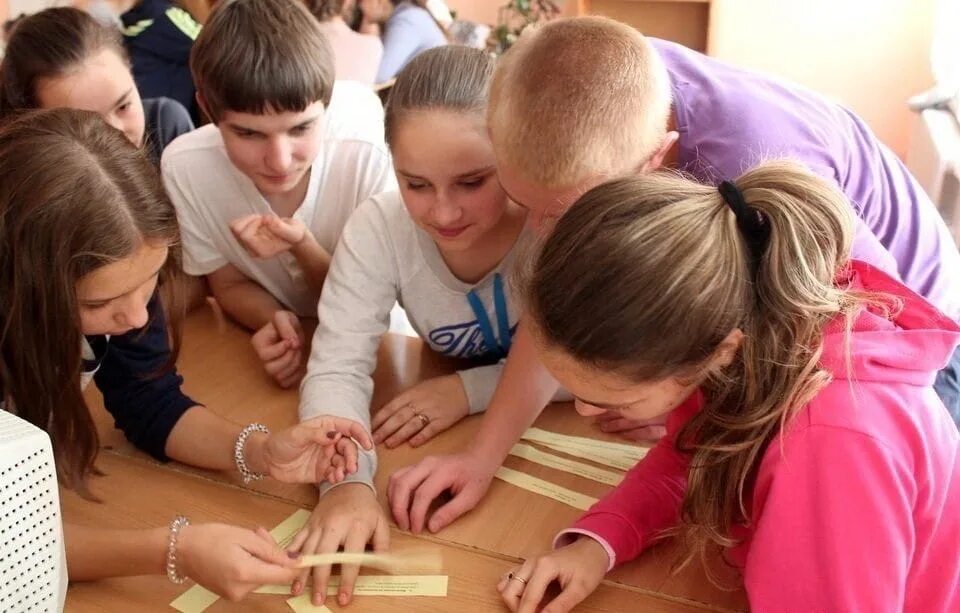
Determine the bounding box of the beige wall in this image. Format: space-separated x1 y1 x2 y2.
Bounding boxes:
445 0 502 24
446 0 576 25
708 0 936 159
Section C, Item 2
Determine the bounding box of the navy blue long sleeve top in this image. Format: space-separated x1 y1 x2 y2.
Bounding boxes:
84 292 198 461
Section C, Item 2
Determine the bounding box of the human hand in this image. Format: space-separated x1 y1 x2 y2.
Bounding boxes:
372 374 469 449
176 523 299 602
230 214 309 259
287 484 390 607
262 416 373 485
593 410 667 442
250 310 306 388
387 449 496 534
497 537 609 613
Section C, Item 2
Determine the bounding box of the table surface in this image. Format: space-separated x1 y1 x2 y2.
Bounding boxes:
67 306 747 612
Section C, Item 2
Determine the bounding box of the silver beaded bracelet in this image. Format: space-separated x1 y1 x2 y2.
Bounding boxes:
166 515 190 585
235 423 270 484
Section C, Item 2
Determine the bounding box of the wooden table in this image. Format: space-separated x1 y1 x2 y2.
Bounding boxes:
68 307 747 612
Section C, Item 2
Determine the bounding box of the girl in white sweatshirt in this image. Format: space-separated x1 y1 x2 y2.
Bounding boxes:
290 45 534 607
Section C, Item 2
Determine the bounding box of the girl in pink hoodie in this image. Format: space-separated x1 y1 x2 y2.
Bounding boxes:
497 160 960 613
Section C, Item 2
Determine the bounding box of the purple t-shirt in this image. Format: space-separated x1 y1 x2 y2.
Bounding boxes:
654 39 960 320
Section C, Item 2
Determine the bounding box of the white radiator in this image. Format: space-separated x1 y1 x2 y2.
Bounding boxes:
906 109 960 246
0 410 68 613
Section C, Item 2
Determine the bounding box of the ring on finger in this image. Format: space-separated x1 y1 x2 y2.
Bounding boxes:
412 412 430 429
507 572 528 585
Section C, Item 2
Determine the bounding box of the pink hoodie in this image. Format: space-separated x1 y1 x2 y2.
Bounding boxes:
557 261 960 611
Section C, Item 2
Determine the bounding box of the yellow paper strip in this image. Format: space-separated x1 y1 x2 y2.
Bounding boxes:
524 427 649 461
286 595 334 613
521 429 647 471
169 586 219 613
521 436 636 471
509 443 623 486
295 549 442 573
170 508 312 613
254 584 294 595
259 575 448 597
270 508 312 548
494 466 598 511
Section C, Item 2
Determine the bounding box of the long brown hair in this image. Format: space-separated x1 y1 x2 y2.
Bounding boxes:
0 7 127 117
0 108 184 498
524 161 891 580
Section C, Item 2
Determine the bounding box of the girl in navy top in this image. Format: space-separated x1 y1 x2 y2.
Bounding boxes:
0 108 370 601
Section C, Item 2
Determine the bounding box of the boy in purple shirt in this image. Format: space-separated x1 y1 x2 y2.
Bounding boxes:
387 16 960 540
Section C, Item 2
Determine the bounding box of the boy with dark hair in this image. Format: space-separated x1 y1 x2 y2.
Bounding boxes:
163 0 394 388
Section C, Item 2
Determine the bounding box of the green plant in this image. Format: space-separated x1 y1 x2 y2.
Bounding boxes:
488 0 560 55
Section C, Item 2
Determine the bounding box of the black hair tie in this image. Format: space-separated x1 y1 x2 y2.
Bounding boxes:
718 180 770 274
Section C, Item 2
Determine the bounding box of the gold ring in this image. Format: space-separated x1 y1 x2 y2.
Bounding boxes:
414 412 430 428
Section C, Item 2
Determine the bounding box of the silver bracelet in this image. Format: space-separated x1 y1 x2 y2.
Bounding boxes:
166 515 190 584
235 423 269 484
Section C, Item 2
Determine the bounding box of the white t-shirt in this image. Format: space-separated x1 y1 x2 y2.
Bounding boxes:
162 122 396 316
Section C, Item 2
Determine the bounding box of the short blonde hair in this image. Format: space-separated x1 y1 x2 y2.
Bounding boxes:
488 16 671 188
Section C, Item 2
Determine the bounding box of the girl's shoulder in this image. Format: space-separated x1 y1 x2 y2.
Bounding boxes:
354 190 407 223
348 190 417 245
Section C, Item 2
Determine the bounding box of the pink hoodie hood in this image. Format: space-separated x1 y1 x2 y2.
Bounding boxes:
819 260 960 387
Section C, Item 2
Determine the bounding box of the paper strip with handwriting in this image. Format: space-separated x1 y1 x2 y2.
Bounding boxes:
519 436 636 471
296 549 442 573
509 443 623 486
521 429 647 471
524 427 649 460
494 466 598 510
258 575 448 597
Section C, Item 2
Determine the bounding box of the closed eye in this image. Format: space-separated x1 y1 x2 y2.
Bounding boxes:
459 176 487 189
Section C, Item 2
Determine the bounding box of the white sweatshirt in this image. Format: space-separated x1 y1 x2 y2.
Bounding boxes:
299 191 529 492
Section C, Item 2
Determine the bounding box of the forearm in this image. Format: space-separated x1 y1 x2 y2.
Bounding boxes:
291 234 332 294
165 406 271 475
469 323 559 461
65 522 168 581
210 278 285 331
456 363 504 415
300 378 378 493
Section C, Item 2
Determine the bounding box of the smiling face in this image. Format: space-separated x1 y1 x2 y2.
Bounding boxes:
218 101 325 200
35 48 146 147
391 110 510 252
76 241 169 336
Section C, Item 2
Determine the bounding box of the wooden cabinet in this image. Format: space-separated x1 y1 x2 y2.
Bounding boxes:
576 0 713 52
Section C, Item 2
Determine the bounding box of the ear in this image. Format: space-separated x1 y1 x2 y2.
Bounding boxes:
195 91 215 125
711 328 744 369
639 130 679 173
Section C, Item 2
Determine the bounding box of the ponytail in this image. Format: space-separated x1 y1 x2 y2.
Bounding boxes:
523 160 891 582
